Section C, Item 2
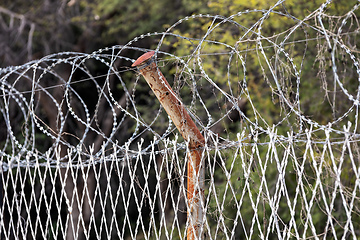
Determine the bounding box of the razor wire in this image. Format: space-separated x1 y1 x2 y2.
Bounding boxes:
1 0 360 239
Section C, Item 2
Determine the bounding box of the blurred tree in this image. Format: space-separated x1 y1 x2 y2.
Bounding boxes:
164 0 360 237
0 0 211 239
1 0 359 238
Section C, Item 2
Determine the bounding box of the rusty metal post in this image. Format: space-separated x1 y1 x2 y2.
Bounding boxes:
132 51 205 239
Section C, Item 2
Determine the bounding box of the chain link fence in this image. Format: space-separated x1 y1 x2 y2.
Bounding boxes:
1 0 360 239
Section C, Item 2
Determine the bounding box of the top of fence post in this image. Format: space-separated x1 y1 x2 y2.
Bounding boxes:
132 51 205 239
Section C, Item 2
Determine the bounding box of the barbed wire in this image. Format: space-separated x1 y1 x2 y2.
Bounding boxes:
1 0 360 170
1 1 360 239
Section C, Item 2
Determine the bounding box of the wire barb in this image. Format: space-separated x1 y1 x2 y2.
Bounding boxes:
1 1 360 239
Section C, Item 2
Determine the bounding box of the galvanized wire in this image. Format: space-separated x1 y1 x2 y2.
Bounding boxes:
1 0 360 239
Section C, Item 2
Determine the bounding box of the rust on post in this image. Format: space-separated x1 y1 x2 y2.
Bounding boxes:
131 51 156 67
132 51 205 240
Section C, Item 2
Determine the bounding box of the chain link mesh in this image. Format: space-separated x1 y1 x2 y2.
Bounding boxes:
1 0 360 239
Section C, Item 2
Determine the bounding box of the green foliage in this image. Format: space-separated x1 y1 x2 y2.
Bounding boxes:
1 0 360 238
87 0 209 46
159 0 360 238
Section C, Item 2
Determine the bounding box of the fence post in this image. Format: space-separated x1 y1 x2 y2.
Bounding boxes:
132 51 205 239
